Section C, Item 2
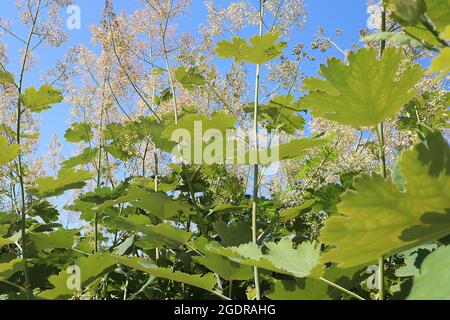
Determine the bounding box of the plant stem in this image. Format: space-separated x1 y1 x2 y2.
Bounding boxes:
251 0 264 301
376 8 387 301
15 0 42 299
319 277 365 301
160 1 178 124
376 123 387 300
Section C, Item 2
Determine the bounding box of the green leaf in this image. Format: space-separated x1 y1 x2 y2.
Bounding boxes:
105 215 192 249
131 177 177 192
429 47 450 74
126 188 193 220
62 148 98 168
395 244 437 277
213 220 252 247
64 123 93 143
174 66 206 91
30 168 94 198
245 95 305 134
118 256 217 293
361 32 426 48
20 85 63 112
384 0 427 25
0 259 24 281
320 128 450 268
0 70 14 84
210 204 250 214
0 136 19 167
162 112 237 164
29 201 59 223
401 0 450 46
0 236 14 249
427 25 450 74
301 48 423 127
191 237 253 281
40 254 117 299
215 31 287 64
193 252 253 281
36 252 213 298
266 265 367 300
266 277 330 300
242 137 327 165
29 229 78 250
280 199 316 222
408 245 450 299
209 239 321 278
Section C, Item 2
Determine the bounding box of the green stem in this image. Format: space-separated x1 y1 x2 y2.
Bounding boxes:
15 0 42 299
251 0 265 301
160 1 178 124
376 9 387 301
376 123 387 300
228 280 233 299
319 277 365 301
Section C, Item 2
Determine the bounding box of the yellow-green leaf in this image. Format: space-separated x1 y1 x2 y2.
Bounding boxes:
320 128 450 268
301 48 423 127
30 168 94 198
215 31 287 64
0 70 14 84
20 85 63 112
0 136 19 167
209 239 321 278
408 245 450 299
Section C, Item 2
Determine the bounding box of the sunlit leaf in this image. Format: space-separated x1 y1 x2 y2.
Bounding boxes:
0 70 14 84
301 48 423 126
20 85 63 112
62 148 98 168
361 32 426 48
280 199 316 222
209 239 321 278
29 229 78 250
215 31 287 64
320 127 450 268
175 66 206 91
29 201 59 223
408 245 450 299
193 252 253 281
40 254 117 299
118 256 217 293
212 220 252 247
30 168 94 198
0 259 24 281
245 95 305 134
0 136 19 167
383 0 426 25
64 123 93 143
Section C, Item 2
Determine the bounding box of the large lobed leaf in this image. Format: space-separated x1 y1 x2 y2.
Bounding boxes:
215 31 287 64
0 136 19 167
244 95 305 134
209 238 321 278
320 127 450 268
20 85 63 112
408 245 450 299
29 168 94 198
40 254 217 299
301 47 423 127
0 70 14 84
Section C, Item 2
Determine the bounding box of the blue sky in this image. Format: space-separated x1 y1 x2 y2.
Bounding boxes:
1 0 369 158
